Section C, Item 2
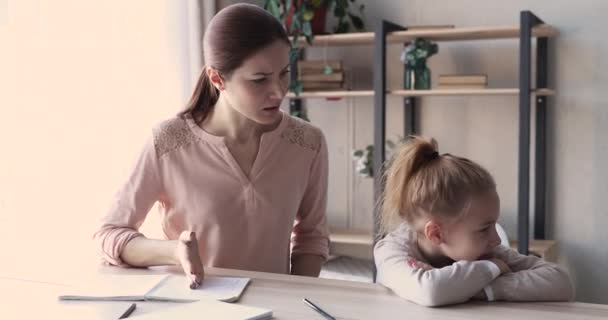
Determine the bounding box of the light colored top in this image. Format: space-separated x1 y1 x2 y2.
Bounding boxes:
374 223 574 307
94 111 330 274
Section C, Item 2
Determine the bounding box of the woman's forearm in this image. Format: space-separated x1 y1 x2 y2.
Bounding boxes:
291 254 325 277
120 237 179 267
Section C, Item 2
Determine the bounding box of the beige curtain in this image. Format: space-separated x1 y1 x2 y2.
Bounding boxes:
185 0 217 92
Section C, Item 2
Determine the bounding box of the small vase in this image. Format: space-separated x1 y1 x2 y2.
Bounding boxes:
414 63 431 90
404 68 414 89
404 63 431 90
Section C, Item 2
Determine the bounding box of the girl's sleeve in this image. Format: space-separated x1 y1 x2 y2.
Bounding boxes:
484 245 574 302
374 228 502 307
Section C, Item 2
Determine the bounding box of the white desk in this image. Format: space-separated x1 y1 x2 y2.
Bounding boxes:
2 265 608 319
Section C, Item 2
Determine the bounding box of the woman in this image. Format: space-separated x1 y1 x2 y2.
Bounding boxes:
94 4 329 289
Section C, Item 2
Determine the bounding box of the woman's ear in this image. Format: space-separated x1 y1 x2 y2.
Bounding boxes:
206 67 225 91
423 220 444 246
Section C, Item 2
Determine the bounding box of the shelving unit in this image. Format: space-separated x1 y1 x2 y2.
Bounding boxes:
291 24 557 47
289 11 557 277
286 88 555 99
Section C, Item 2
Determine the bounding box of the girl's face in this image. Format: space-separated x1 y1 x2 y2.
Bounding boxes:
221 39 291 125
439 189 502 261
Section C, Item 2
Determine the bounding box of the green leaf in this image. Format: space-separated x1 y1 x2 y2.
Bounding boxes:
267 0 280 18
349 13 364 30
291 34 300 46
285 0 293 13
294 81 303 95
334 6 346 17
353 150 364 157
335 20 350 33
311 0 324 8
289 48 300 65
303 8 315 21
305 33 314 45
302 21 312 37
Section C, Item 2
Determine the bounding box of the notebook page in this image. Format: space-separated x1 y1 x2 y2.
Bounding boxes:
145 275 250 302
58 274 166 301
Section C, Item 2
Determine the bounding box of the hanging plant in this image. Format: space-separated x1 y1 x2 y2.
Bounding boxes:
264 0 365 96
352 138 402 178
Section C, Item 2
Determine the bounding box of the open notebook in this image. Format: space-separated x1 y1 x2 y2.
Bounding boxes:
128 299 272 320
59 274 250 303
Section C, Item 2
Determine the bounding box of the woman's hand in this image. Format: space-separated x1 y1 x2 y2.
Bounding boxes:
175 231 204 289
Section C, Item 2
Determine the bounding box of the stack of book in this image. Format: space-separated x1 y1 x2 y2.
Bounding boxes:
297 60 344 91
437 74 488 89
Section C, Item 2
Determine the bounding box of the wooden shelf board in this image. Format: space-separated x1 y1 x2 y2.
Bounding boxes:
286 90 374 98
286 88 555 99
293 24 557 47
387 24 558 43
510 240 557 262
389 88 555 97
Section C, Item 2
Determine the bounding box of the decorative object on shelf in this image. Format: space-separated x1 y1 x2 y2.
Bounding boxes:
438 74 488 89
264 0 365 96
400 38 438 90
352 138 402 178
298 60 344 91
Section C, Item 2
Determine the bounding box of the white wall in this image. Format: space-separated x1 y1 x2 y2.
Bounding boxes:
305 0 608 304
0 0 191 281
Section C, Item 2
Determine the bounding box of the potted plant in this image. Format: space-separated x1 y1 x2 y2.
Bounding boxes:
264 0 365 95
264 0 365 46
401 38 438 90
352 138 403 178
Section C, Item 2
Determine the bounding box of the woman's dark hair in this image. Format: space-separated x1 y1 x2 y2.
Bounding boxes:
178 3 290 124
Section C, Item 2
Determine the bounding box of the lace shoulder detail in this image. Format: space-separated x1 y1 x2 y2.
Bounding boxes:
153 117 199 159
280 116 323 152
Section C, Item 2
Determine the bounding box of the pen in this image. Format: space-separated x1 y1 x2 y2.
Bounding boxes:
118 303 137 319
303 298 336 320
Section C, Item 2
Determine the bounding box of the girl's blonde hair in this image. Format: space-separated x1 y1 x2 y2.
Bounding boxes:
380 136 496 234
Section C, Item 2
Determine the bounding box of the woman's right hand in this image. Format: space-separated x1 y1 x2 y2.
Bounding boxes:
175 231 204 289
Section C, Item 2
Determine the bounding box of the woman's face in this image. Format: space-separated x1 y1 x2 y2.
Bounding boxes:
221 39 291 125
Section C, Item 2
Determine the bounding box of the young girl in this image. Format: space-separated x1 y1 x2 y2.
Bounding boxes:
374 136 574 307
94 4 329 288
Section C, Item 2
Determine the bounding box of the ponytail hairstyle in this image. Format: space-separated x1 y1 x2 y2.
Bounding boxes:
178 3 290 124
380 136 496 234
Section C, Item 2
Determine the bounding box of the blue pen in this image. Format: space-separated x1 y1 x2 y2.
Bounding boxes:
303 298 336 320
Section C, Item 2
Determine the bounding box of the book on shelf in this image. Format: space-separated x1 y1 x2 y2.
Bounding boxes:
297 60 342 74
299 72 344 82
302 81 344 90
